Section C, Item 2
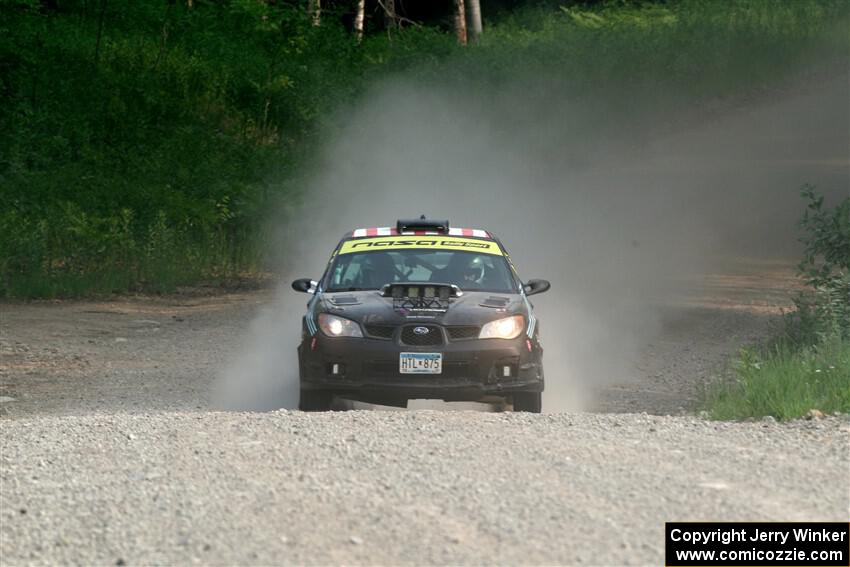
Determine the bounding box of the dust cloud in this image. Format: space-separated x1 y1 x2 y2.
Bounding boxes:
214 65 848 412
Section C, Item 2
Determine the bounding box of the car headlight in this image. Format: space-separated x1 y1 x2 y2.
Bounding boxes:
318 313 363 338
479 315 525 339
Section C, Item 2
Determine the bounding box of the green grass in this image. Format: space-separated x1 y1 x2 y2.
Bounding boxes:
705 337 850 421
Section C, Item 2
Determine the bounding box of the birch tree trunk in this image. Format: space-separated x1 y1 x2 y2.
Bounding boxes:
307 0 321 26
453 0 467 45
467 0 482 41
354 0 365 41
383 0 398 30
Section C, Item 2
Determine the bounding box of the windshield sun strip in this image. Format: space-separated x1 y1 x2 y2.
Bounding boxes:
337 236 503 256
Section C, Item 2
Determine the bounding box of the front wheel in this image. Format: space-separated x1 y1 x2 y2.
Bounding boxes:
512 392 542 413
299 389 333 411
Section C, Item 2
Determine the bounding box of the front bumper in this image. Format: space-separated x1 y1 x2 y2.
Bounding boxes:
298 332 544 404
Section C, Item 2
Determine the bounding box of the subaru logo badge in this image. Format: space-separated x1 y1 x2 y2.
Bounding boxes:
413 326 430 335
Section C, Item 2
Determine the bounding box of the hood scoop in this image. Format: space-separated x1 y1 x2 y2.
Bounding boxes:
329 295 361 306
479 296 510 309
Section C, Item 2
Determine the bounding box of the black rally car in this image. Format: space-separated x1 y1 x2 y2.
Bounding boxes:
291 218 550 412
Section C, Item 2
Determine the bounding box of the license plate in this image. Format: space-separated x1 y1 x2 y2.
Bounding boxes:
399 353 442 374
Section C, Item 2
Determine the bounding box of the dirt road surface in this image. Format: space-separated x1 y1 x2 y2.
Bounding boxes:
1 258 848 565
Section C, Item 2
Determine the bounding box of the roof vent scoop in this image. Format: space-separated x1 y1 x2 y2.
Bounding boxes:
396 216 449 233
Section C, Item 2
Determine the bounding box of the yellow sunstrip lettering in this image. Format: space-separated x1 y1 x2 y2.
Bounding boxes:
338 236 503 256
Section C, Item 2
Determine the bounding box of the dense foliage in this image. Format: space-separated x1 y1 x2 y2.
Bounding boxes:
1 0 848 296
1 0 444 295
790 187 850 342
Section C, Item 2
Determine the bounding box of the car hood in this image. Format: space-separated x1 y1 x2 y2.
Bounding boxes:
318 290 524 327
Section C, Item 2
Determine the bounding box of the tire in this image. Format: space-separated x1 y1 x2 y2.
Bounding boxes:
299 389 333 411
513 391 542 413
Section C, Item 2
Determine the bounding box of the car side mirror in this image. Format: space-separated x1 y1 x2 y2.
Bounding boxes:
292 278 318 294
524 279 550 296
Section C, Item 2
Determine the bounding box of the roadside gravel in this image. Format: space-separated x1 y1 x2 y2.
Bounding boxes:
2 411 848 566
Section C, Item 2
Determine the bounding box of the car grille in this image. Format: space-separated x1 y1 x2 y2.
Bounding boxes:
447 326 479 340
363 360 473 380
365 324 396 340
400 325 443 346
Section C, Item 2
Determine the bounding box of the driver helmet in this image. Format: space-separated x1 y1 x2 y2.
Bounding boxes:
362 252 397 287
460 256 485 284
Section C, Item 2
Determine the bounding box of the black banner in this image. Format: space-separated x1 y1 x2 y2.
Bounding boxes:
666 522 850 566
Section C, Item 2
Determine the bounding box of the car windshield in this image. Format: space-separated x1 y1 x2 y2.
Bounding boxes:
325 249 517 293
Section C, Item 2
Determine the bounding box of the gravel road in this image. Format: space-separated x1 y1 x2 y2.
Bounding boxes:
2 412 848 566
2 259 848 566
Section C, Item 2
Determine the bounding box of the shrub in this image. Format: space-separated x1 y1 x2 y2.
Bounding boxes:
784 187 850 344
